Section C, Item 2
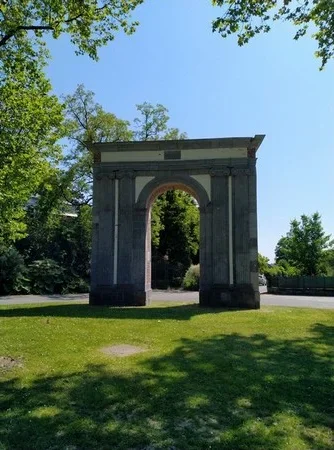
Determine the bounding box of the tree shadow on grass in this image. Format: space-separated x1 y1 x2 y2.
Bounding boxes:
0 303 237 321
0 324 333 450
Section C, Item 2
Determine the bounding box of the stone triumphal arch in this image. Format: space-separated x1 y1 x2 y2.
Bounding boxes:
89 136 265 309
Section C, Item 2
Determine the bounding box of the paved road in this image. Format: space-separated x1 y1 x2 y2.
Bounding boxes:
0 293 90 305
151 288 334 309
0 287 334 309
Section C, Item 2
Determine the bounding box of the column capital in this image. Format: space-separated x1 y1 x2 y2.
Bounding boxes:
94 172 116 181
209 168 230 177
231 168 251 176
117 170 136 179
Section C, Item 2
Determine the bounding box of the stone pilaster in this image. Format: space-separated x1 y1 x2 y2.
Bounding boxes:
117 171 135 285
89 172 117 305
232 168 251 285
132 207 148 296
199 202 213 293
90 166 101 291
248 166 260 308
210 169 230 285
95 172 116 286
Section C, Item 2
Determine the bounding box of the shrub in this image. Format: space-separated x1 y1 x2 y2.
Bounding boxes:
182 264 200 291
66 276 89 293
0 246 30 295
29 259 67 294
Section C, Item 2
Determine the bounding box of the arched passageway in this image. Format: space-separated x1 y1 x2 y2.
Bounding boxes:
137 177 206 295
149 186 200 291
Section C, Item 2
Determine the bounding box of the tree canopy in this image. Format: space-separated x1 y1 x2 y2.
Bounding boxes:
0 1 143 61
62 84 132 206
275 212 333 276
134 102 187 141
0 62 63 243
0 1 143 244
212 0 334 69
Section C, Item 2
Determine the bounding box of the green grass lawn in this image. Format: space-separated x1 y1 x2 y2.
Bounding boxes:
0 302 333 450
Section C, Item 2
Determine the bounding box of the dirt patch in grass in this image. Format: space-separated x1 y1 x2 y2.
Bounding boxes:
0 356 23 371
101 344 146 357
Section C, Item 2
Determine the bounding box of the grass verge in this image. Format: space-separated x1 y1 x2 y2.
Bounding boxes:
0 302 333 449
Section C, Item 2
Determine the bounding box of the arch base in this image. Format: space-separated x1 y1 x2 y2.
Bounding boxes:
200 284 260 309
89 285 151 306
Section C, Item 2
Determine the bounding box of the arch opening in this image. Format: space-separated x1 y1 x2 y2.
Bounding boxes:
150 185 200 293
144 181 201 296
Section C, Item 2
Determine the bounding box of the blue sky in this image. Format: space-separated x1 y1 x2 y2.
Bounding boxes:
46 0 334 261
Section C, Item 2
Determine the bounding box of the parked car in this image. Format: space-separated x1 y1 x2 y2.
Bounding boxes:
258 274 267 286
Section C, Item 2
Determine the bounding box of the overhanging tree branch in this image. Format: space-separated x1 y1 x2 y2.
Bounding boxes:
0 25 53 47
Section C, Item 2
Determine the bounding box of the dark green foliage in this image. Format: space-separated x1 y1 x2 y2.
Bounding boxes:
16 187 92 280
66 276 90 294
152 190 199 269
151 190 200 288
28 259 89 295
258 253 300 279
28 259 66 294
0 246 30 295
182 264 200 291
323 249 334 276
12 186 92 294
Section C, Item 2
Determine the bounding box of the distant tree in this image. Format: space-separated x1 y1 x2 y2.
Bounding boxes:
258 253 270 275
134 102 187 141
275 213 333 276
62 84 133 206
322 249 334 276
257 253 299 278
212 0 334 69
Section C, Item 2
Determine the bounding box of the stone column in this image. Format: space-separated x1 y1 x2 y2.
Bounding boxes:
90 166 101 292
89 172 116 304
132 207 149 305
210 170 230 285
231 167 259 308
117 171 135 286
199 169 230 306
232 168 250 284
248 162 260 308
199 202 213 304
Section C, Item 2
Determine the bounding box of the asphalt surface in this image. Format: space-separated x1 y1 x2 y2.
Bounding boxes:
0 287 334 309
